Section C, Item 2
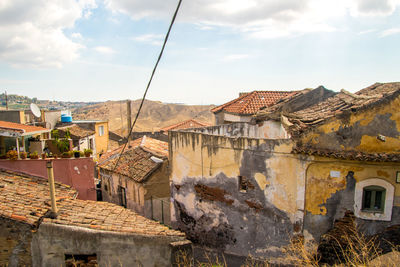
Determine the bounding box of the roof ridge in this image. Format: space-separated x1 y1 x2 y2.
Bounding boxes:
238 91 257 114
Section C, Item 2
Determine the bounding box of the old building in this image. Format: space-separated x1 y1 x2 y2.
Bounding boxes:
160 119 210 134
0 120 51 156
98 136 170 223
170 82 400 260
72 120 109 158
57 124 96 153
211 90 297 125
0 169 189 266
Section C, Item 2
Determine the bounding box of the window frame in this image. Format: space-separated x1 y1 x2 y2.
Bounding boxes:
354 178 394 221
98 125 104 136
361 185 386 213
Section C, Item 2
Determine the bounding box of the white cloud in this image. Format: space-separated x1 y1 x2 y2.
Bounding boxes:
133 34 164 46
223 54 250 61
380 27 400 37
352 0 400 16
105 0 400 39
94 46 116 54
358 29 377 35
0 0 97 68
71 32 83 39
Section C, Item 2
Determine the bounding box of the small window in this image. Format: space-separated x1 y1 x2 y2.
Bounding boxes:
65 254 97 267
118 185 127 208
238 176 248 192
362 185 386 212
98 125 104 136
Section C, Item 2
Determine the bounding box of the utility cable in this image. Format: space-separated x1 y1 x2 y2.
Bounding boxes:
112 0 183 171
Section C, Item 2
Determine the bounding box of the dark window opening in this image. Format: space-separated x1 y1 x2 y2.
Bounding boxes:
362 185 386 212
65 254 97 267
118 185 127 208
238 176 248 192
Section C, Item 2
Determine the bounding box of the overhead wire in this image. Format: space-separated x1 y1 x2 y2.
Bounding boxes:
112 0 183 171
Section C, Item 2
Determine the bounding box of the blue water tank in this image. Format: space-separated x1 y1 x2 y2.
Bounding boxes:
61 114 72 123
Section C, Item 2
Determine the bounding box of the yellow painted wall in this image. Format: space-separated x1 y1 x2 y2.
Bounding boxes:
170 131 306 223
95 121 109 157
305 157 400 215
301 96 400 153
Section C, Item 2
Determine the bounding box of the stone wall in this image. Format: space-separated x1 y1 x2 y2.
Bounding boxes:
0 217 33 267
32 223 188 267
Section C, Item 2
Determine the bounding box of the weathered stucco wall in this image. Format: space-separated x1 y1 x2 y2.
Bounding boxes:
32 223 187 267
304 158 400 243
185 121 288 139
0 217 33 267
300 96 400 153
100 162 170 223
170 131 306 258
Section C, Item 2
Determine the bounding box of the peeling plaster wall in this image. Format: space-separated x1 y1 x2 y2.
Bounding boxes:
184 121 288 139
32 223 188 267
300 96 400 153
170 131 306 258
303 159 400 243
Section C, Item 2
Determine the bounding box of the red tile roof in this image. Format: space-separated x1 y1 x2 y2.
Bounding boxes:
0 169 184 237
99 147 164 182
256 82 400 136
160 119 210 132
0 120 49 135
211 91 297 115
100 136 168 164
57 124 95 138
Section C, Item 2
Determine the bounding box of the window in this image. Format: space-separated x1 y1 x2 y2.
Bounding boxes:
362 186 386 212
118 185 127 208
65 254 97 267
98 125 104 136
354 178 394 221
238 176 248 192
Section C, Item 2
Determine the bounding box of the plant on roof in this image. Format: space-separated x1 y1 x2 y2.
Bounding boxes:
20 151 27 159
6 150 18 160
62 151 73 158
30 151 39 159
84 148 93 157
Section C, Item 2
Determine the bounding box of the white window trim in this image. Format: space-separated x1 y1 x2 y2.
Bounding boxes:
354 178 394 221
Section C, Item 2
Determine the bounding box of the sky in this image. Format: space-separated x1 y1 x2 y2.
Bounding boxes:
1 0 400 105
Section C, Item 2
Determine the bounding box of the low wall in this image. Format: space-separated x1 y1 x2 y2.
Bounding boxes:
32 223 190 267
0 157 96 200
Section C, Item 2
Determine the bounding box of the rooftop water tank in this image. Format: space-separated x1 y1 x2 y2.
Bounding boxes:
61 114 72 123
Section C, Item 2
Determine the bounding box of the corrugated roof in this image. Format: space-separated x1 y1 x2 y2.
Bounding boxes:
211 91 296 115
160 119 210 132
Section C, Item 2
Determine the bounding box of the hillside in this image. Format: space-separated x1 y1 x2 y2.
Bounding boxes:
72 99 215 135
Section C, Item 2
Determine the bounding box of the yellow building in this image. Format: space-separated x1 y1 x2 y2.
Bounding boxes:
73 120 109 159
170 82 400 260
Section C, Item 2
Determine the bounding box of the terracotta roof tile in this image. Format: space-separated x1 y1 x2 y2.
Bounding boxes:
211 91 297 115
256 82 400 136
0 169 184 237
99 136 168 164
99 147 164 182
0 120 50 134
57 124 95 138
160 119 210 132
292 145 400 162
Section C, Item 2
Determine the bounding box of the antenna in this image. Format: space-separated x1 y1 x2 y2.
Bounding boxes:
30 103 41 118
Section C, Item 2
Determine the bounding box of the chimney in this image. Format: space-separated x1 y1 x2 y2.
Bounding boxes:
46 161 58 218
239 92 249 97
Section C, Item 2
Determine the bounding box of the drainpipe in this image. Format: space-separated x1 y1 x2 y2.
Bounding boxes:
46 160 58 217
127 100 132 140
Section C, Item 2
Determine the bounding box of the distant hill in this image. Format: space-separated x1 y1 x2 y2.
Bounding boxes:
72 99 216 135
